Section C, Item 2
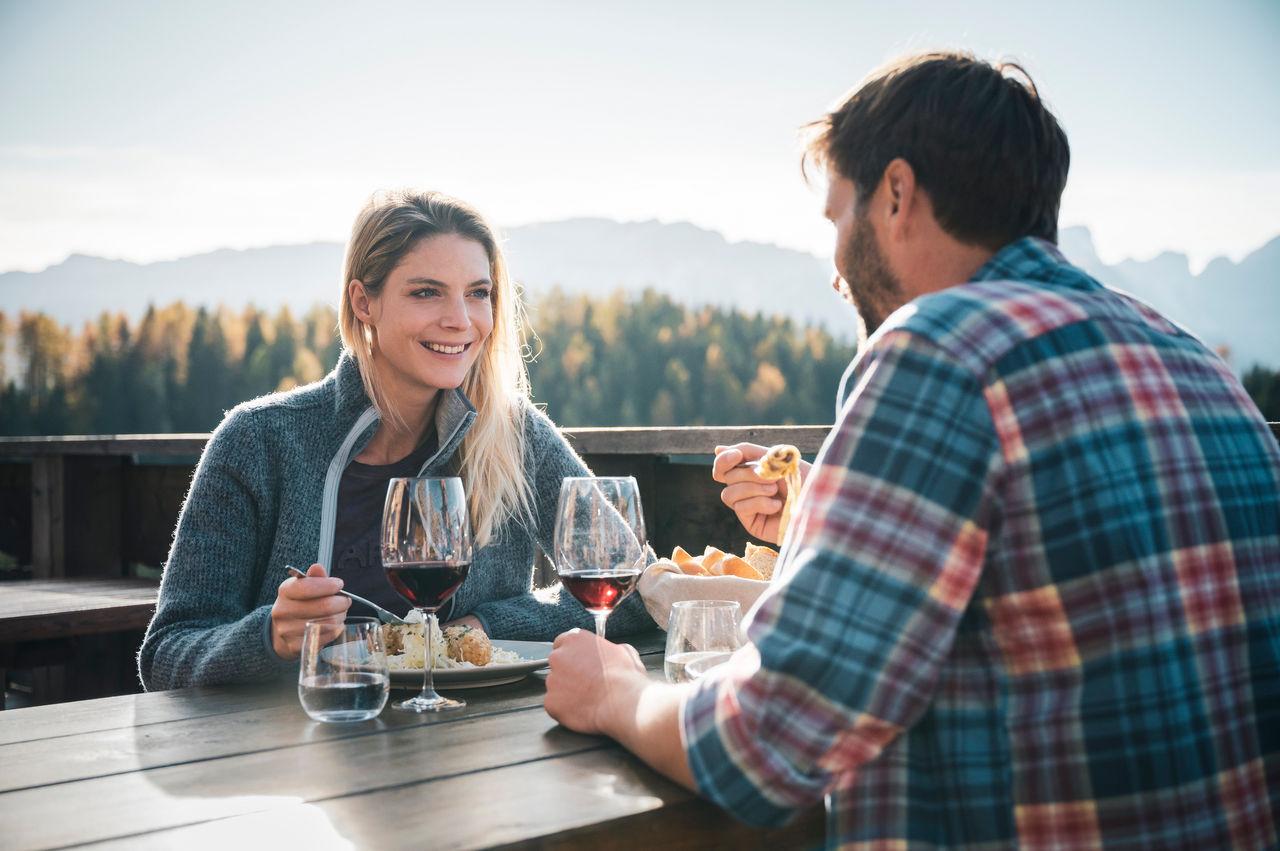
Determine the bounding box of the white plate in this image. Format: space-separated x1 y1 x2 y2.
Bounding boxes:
388 640 552 689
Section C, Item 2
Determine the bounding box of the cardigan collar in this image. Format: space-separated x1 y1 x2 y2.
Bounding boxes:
331 350 478 467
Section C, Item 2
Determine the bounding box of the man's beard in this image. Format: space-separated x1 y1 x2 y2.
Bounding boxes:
837 212 905 341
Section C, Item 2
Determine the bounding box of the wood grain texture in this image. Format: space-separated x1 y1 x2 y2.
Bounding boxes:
0 578 158 642
30 455 64 578
0 434 210 457
2 693 604 847
0 631 828 850
0 682 293 746
4 422 1274 458
89 749 824 851
0 427 836 458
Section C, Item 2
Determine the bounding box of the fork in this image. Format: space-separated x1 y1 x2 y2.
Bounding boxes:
285 565 409 626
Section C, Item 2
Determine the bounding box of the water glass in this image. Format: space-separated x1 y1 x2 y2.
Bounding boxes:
298 617 390 722
664 600 742 683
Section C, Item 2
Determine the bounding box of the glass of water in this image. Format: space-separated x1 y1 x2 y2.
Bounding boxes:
298 617 390 722
664 600 742 683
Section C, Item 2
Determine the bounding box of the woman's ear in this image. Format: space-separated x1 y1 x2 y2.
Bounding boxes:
348 279 374 323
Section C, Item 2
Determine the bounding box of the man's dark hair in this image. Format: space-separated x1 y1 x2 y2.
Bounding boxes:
804 51 1070 248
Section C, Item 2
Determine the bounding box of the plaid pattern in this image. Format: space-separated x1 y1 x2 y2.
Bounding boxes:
682 238 1280 849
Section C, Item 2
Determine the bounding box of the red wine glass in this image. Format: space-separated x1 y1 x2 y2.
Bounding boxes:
553 477 646 638
382 476 472 713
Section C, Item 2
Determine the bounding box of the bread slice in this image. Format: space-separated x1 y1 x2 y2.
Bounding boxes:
744 542 779 580
718 554 764 580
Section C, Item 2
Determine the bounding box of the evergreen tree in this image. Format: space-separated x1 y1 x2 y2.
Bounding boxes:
1243 364 1280 421
14 291 1273 437
180 308 232 431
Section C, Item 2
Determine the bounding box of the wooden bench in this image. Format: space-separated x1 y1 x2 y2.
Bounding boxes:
0 578 159 643
0 578 158 708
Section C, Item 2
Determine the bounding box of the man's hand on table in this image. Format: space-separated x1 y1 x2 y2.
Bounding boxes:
545 628 696 790
712 443 812 545
545 628 646 733
270 563 350 659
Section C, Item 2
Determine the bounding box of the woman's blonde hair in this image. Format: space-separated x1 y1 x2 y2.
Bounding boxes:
339 189 533 546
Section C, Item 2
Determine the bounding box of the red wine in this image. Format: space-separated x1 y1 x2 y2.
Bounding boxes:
384 560 470 610
562 571 640 612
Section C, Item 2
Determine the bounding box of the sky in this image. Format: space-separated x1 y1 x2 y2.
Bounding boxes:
2 0 1278 276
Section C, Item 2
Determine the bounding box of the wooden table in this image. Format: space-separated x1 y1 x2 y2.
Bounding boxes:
0 631 824 849
0 578 158 643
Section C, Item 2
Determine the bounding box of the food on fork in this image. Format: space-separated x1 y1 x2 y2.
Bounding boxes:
754 444 800 480
753 443 802 544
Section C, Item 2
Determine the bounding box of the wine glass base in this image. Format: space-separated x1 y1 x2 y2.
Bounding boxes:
393 693 465 713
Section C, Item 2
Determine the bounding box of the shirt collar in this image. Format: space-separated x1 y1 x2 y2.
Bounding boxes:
970 236 1097 292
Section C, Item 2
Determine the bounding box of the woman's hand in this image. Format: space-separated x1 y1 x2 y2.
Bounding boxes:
270 563 350 659
711 443 811 545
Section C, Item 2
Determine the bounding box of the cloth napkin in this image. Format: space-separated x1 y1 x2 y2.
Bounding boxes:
637 559 770 630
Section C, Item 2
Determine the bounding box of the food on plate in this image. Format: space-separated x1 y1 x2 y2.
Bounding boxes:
753 443 802 544
384 611 521 671
663 544 775 581
443 624 491 666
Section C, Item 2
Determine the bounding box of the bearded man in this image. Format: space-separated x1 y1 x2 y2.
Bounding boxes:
545 51 1280 850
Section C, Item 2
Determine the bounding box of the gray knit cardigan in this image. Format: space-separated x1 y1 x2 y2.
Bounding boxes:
137 353 653 690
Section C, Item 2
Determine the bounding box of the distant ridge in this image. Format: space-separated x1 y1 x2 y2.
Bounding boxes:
1 220 1275 372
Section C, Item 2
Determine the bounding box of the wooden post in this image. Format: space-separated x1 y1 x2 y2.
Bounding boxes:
64 456 125 577
31 456 64 579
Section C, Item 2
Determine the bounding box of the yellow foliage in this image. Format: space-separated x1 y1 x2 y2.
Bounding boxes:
746 362 787 410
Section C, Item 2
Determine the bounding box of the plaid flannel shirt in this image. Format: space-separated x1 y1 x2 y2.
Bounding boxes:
682 237 1280 849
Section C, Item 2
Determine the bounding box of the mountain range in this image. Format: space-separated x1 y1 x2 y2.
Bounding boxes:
1 219 1275 372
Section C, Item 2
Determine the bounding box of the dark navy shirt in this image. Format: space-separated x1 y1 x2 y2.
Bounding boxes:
330 430 451 618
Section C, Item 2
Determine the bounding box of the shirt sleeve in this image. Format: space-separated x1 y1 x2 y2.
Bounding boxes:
470 405 656 639
681 330 1003 826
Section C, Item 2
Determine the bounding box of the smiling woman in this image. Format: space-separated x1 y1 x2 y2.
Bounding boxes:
347 234 496 457
137 189 654 691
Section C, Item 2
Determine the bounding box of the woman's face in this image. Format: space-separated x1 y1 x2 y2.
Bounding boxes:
353 232 495 412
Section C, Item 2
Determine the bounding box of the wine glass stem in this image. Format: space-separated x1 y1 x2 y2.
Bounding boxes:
421 609 437 700
592 611 610 638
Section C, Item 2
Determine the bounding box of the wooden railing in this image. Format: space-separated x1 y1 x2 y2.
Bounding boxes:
2 422 1278 580
0 426 831 581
